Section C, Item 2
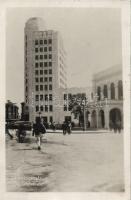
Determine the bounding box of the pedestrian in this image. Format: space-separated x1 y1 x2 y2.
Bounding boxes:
116 120 121 133
62 121 67 135
113 122 117 133
32 117 46 150
17 123 26 143
109 120 113 131
52 122 56 132
67 121 72 134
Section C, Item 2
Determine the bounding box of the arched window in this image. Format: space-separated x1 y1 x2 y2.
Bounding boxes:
97 86 101 101
110 83 115 99
103 85 108 98
118 80 123 100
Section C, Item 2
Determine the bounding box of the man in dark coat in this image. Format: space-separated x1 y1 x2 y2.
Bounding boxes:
33 117 46 150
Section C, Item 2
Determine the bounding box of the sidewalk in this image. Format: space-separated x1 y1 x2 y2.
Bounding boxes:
46 129 114 134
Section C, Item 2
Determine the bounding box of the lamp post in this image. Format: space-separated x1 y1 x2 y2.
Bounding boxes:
82 97 88 131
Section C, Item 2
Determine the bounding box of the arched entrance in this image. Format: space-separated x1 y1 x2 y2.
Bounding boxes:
98 110 105 128
109 108 122 127
91 110 97 128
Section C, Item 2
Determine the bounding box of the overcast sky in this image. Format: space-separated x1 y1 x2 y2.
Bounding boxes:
6 7 122 105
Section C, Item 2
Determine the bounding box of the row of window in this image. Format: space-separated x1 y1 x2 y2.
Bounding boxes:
64 105 72 111
35 94 52 101
35 85 52 91
35 62 52 68
64 93 86 100
97 80 123 100
35 77 52 83
35 53 52 59
35 39 52 45
36 105 53 112
35 69 52 75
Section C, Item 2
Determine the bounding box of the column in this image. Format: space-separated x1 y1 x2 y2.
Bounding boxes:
115 82 118 100
104 106 109 129
108 83 111 100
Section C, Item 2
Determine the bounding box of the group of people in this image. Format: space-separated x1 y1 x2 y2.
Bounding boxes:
109 120 122 133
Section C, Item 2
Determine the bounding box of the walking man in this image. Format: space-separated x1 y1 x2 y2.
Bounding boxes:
33 117 46 150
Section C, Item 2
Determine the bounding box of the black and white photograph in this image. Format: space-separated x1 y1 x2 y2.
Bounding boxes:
1 1 130 199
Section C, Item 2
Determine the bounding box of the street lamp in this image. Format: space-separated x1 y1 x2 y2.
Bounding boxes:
82 97 88 131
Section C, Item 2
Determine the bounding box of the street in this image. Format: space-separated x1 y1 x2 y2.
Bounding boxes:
6 130 124 192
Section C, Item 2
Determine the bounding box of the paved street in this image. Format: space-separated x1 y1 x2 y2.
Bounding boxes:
6 130 124 192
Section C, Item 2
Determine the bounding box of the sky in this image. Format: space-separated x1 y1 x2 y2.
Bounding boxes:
6 7 122 105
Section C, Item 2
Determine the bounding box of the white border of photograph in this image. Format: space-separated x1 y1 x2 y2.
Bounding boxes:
0 1 130 200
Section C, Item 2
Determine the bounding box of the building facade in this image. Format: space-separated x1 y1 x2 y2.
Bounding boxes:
88 64 123 129
24 17 67 123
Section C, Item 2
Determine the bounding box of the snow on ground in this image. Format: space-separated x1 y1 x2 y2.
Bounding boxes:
6 130 124 192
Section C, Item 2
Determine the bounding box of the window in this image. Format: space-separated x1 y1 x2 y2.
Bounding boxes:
40 47 43 52
49 85 52 90
40 62 43 67
35 70 38 75
25 85 28 92
40 40 43 45
49 46 52 51
45 85 48 91
44 70 48 75
40 85 43 91
45 94 48 101
35 62 39 68
35 40 38 45
36 106 39 112
35 95 39 101
35 78 39 82
40 77 43 82
48 39 52 44
44 47 47 52
45 105 48 112
64 94 67 100
35 85 39 91
40 95 43 100
35 55 39 60
49 77 52 82
44 77 48 82
40 70 43 75
103 85 108 98
44 62 48 67
35 48 38 53
97 86 101 101
44 55 47 59
44 40 47 44
49 94 52 101
49 105 53 112
49 69 52 74
68 93 72 100
118 80 123 100
40 106 43 111
49 62 52 67
49 54 52 59
110 83 115 99
40 55 43 59
64 105 67 111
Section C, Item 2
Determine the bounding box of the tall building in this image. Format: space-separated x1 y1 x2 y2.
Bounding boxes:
24 17 67 122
